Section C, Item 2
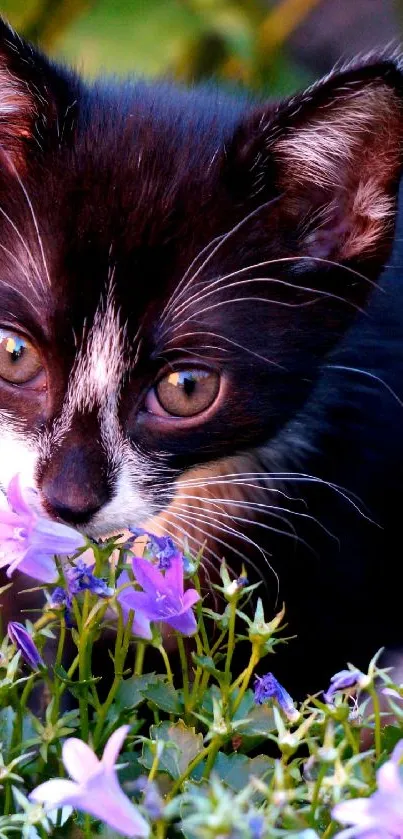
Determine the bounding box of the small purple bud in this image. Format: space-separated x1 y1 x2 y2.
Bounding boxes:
254 672 298 721
130 527 179 569
323 669 362 705
237 575 249 587
67 560 113 598
8 622 44 670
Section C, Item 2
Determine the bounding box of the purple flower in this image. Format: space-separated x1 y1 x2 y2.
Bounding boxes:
323 669 362 705
130 527 179 570
30 725 150 837
48 587 73 626
67 559 113 598
254 673 299 721
117 551 200 637
248 814 265 839
332 740 403 838
134 777 163 820
116 571 153 640
8 622 43 670
0 475 85 583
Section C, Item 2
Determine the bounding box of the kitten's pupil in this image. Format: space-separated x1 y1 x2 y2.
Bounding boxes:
7 336 24 364
156 368 220 417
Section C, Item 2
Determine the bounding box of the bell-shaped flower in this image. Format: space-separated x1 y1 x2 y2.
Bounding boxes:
117 551 200 636
30 725 150 837
7 622 43 670
0 475 85 582
333 740 403 838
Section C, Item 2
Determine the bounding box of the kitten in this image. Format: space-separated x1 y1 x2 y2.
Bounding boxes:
0 19 403 695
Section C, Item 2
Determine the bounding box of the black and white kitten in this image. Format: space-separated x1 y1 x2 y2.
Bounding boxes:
1 19 403 694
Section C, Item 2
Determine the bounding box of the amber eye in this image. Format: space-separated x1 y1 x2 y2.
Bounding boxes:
155 368 220 417
0 329 42 384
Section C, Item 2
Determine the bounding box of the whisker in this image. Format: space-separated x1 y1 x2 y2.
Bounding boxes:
9 162 51 288
0 243 41 300
174 492 339 546
160 196 282 326
325 364 403 410
164 290 364 342
168 506 273 596
167 269 370 328
0 205 45 292
163 329 284 369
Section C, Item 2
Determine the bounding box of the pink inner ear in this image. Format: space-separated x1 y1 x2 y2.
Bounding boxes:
0 58 34 169
273 83 403 260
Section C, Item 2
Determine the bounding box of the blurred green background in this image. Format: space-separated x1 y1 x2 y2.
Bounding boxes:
1 0 402 96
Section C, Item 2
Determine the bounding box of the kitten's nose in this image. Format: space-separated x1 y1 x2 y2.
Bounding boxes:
41 444 110 526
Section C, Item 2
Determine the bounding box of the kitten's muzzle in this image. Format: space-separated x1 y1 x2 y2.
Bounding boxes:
40 442 111 527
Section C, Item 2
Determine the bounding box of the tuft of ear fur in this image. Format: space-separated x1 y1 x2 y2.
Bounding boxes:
229 58 403 263
0 18 75 170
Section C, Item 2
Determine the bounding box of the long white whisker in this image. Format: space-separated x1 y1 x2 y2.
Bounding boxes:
167 271 367 328
174 493 339 546
160 197 281 326
0 205 45 291
163 329 284 368
325 364 403 410
10 164 51 288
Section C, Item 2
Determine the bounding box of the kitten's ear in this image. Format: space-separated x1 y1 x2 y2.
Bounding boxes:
227 59 403 262
0 19 74 170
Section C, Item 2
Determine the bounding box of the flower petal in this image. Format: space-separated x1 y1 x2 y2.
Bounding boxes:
102 725 130 769
332 797 373 826
30 779 81 809
166 608 198 635
164 550 184 595
376 758 402 795
7 474 33 517
82 771 150 837
182 588 200 610
132 555 165 596
62 737 100 782
15 546 58 583
33 517 85 553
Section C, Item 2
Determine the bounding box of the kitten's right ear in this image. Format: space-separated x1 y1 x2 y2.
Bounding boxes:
0 19 76 171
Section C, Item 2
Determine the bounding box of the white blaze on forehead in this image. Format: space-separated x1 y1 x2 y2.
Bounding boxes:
69 287 126 412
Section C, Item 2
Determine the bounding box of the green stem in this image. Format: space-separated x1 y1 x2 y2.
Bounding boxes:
194 576 210 655
232 644 260 715
158 644 174 687
167 736 223 799
309 762 327 821
177 635 190 711
224 599 237 687
369 686 382 760
134 641 145 676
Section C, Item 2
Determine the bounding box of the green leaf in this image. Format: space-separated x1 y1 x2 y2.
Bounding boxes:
192 654 225 684
381 724 403 754
213 752 273 791
140 720 203 779
114 673 158 710
141 679 184 714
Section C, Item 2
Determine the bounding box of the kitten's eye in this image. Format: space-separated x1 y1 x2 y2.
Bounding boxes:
152 368 220 417
0 329 42 384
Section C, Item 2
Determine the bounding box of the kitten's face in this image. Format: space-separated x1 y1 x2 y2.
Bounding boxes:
0 24 402 553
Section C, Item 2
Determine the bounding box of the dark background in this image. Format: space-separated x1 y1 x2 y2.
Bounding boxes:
2 0 402 95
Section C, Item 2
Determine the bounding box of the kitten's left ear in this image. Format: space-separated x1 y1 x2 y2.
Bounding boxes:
0 18 77 171
226 58 403 263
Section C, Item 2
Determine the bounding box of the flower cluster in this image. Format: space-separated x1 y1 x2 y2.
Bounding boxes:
0 474 402 839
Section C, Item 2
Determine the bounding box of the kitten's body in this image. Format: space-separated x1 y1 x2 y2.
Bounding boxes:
1 21 403 694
